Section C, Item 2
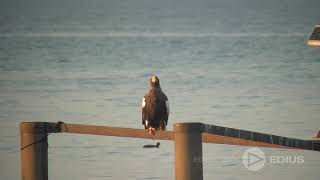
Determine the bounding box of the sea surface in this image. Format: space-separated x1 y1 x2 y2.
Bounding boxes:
1 0 320 179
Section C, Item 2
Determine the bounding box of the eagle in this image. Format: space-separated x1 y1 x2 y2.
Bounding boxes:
142 75 169 135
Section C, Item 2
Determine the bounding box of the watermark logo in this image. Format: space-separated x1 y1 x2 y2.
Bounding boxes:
242 147 266 171
194 147 304 172
242 147 304 171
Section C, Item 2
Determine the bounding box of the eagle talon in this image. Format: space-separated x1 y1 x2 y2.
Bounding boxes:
148 128 156 136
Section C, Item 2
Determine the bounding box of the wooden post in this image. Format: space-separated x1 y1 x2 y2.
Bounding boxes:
20 122 58 180
174 123 203 180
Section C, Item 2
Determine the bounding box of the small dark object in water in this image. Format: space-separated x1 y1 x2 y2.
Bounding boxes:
143 142 160 148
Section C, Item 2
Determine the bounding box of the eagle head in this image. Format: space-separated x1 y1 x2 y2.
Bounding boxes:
150 75 160 87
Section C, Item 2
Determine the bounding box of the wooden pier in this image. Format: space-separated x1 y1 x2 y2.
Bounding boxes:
307 25 320 46
20 121 320 180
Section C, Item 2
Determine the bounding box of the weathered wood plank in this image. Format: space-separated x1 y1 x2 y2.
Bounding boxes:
202 124 320 151
61 123 174 141
202 133 288 149
307 25 320 46
38 122 319 151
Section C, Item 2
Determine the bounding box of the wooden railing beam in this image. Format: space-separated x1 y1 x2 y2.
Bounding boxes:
61 123 174 141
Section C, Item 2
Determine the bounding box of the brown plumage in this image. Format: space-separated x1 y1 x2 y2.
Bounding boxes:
142 75 169 133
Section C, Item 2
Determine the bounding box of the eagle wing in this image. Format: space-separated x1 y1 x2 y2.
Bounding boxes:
165 99 169 125
141 91 169 129
141 97 147 128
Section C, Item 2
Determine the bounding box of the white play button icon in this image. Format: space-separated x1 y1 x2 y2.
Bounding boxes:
242 147 266 171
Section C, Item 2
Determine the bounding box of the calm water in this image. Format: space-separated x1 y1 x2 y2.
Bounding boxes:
1 0 320 179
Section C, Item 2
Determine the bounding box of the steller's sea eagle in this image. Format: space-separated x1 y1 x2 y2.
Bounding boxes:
142 75 169 135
